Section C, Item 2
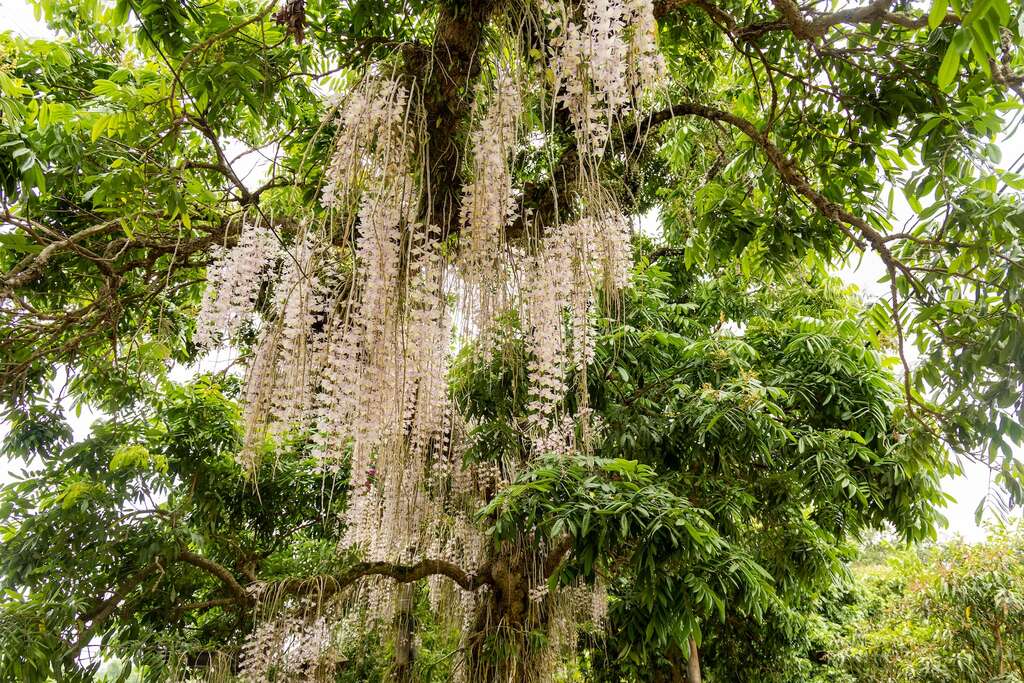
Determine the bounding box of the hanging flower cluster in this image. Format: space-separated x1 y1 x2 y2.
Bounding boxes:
237 232 330 466
194 222 279 350
270 234 324 430
542 0 665 155
458 71 522 289
523 212 632 453
239 612 343 681
523 228 573 439
625 0 666 92
314 77 472 572
314 76 418 460
204 15 649 663
321 77 412 212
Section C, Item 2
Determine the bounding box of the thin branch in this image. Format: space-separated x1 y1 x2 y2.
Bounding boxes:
177 549 252 605
67 550 253 663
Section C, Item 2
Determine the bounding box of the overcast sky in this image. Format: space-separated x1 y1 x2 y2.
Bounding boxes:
1 0 1019 541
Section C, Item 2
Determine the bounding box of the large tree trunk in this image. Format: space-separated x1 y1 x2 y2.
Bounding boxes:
657 643 690 683
463 548 548 683
408 0 498 236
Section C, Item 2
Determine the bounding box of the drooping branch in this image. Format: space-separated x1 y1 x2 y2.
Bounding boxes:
185 114 259 206
77 563 162 627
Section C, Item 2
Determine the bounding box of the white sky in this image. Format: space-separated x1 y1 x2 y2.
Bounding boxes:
1 0 1019 541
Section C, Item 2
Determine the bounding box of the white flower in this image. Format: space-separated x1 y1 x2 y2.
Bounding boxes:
195 222 280 350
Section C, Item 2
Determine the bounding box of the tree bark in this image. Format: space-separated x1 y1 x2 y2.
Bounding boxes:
686 636 702 683
392 583 417 682
463 546 551 683
406 0 499 237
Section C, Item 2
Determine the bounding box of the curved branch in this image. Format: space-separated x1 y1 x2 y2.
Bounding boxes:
78 563 162 626
177 549 252 605
1 219 120 296
637 101 922 291
276 558 494 599
770 0 959 39
654 0 959 40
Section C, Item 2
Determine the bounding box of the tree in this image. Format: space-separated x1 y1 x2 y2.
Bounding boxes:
1 0 1024 679
523 262 948 682
835 526 1024 683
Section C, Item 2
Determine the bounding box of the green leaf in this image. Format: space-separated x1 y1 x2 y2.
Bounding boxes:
929 0 948 29
0 234 43 254
938 31 970 90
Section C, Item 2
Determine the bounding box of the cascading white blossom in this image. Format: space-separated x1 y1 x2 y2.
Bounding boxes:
591 575 609 624
227 35 644 667
312 76 417 473
239 324 281 469
321 77 412 211
625 0 666 93
316 77 454 562
338 226 453 563
270 232 323 431
239 612 342 681
405 252 453 460
542 0 665 156
459 71 522 286
523 212 632 453
523 227 573 443
237 231 326 467
315 77 415 474
194 222 279 350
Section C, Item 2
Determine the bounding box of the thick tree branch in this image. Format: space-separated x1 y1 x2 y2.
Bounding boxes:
275 558 495 599
649 247 687 262
67 562 163 663
1 219 120 297
71 553 492 666
78 564 162 626
173 597 243 618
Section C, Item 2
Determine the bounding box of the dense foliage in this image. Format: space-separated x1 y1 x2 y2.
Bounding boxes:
1 0 1024 679
704 526 1024 683
837 528 1024 683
